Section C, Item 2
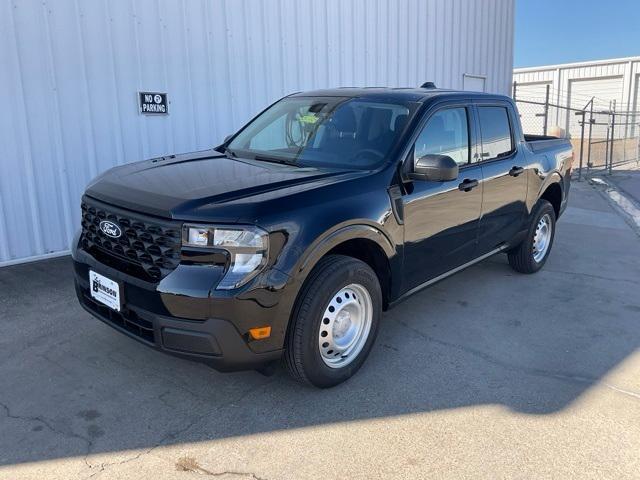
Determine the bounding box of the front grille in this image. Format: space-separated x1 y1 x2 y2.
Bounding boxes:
81 197 181 281
82 290 155 343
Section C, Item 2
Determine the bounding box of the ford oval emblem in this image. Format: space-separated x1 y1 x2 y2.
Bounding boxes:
99 220 122 239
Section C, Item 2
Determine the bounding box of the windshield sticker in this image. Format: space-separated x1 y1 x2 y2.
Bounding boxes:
298 114 319 124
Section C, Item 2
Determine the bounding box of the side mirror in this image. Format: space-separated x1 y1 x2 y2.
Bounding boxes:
224 134 233 143
409 154 459 182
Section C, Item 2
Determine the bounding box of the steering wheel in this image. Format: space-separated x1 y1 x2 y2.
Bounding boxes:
285 112 305 148
351 149 385 165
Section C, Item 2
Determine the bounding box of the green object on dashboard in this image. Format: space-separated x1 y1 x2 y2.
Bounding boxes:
299 114 319 124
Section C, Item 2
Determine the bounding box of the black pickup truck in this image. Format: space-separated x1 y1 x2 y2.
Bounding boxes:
73 85 573 387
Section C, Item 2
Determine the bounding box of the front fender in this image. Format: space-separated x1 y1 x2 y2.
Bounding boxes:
297 222 396 275
269 222 398 333
262 221 400 348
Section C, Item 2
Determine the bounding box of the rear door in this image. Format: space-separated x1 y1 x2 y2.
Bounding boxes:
474 103 528 254
401 104 483 290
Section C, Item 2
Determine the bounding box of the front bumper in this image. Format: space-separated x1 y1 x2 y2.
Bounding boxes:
73 239 288 372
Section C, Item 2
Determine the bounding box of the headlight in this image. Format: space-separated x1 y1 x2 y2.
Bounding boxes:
182 224 269 290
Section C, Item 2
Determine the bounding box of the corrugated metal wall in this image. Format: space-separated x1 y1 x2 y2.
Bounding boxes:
0 0 514 265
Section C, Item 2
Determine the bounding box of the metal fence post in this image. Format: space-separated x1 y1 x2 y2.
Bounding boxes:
604 103 611 173
622 110 627 165
576 109 586 181
542 84 550 136
609 100 616 175
512 81 517 101
586 99 594 171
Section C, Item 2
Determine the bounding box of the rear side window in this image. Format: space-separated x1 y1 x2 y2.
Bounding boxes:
414 107 470 166
477 106 514 160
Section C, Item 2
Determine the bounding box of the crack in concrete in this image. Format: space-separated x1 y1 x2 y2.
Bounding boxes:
0 399 95 470
184 468 268 480
83 405 209 479
84 422 195 479
177 456 268 480
392 318 640 402
83 376 278 479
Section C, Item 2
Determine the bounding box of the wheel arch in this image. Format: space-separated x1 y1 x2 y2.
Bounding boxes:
295 224 396 310
325 238 393 310
539 179 563 218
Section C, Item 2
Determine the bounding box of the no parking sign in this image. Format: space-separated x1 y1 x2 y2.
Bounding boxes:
139 92 168 115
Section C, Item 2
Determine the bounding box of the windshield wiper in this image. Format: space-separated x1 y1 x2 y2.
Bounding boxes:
223 148 300 167
252 155 300 167
223 147 238 159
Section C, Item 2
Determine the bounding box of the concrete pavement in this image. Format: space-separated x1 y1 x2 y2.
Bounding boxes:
605 169 640 205
1 180 640 479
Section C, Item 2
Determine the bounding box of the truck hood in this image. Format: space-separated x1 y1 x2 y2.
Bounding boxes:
85 150 358 220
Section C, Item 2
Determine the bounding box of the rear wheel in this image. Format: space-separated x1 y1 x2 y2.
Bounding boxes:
508 199 556 274
284 255 382 388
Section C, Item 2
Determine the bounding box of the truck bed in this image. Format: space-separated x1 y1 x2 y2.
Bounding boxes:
524 134 572 154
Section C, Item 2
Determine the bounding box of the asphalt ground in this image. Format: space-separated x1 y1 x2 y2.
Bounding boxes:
1 179 640 479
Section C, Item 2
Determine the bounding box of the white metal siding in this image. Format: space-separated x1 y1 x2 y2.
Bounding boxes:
514 57 640 136
514 81 552 100
566 76 625 137
0 0 515 265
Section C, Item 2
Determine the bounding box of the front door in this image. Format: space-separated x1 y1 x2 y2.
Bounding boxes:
402 106 483 291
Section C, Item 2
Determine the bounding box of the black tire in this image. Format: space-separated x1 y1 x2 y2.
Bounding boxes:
508 199 556 274
284 255 382 388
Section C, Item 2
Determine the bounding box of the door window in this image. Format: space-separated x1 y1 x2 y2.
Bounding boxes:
414 108 470 166
477 106 514 160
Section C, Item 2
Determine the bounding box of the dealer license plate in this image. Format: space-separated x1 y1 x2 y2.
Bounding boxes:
89 270 121 312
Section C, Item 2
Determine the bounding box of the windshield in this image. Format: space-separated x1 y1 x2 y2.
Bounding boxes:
227 96 417 169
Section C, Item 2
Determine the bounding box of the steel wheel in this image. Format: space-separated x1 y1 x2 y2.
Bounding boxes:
317 283 373 369
532 213 552 263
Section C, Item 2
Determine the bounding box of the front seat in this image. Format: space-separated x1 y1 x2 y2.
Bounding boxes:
363 108 394 154
322 104 358 155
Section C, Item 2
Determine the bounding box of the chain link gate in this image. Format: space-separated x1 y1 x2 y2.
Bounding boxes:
512 81 640 180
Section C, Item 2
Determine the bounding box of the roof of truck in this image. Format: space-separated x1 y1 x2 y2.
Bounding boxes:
289 87 511 103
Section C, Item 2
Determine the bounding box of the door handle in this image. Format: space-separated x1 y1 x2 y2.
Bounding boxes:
509 166 525 177
458 178 479 192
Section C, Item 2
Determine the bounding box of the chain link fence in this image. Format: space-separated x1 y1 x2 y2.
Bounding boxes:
512 82 640 179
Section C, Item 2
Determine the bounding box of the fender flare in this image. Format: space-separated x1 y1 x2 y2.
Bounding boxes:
271 224 397 338
537 171 563 199
297 223 396 278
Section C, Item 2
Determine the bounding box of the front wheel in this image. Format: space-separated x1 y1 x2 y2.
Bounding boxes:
508 199 556 274
284 255 382 388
